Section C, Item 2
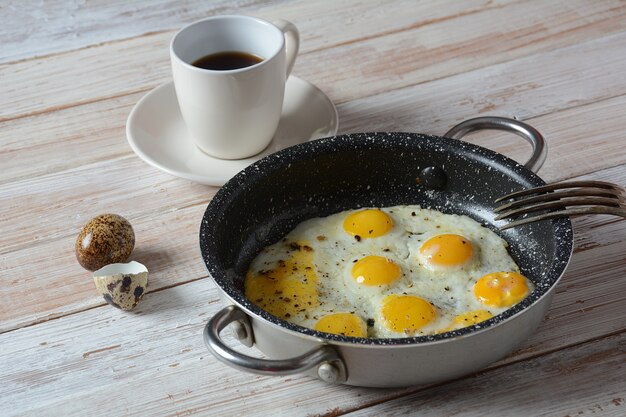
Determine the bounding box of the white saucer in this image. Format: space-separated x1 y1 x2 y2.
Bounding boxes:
126 76 338 185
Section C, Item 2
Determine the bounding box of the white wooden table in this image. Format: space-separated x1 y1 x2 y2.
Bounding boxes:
1 1 625 415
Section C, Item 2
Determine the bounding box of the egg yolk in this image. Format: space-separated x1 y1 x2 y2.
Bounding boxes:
419 234 474 268
441 310 493 333
343 209 393 238
244 241 318 320
351 255 402 286
380 294 437 335
314 313 367 337
474 272 530 308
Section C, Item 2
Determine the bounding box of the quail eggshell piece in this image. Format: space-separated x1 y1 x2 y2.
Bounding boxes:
75 214 135 271
93 261 148 311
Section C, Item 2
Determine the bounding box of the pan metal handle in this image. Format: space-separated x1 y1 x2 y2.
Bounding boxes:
444 117 547 173
204 305 347 384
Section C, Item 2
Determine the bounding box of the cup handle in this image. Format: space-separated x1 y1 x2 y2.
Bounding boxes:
273 19 300 77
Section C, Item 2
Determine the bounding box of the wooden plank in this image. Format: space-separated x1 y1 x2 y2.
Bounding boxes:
0 277 380 417
0 155 217 255
335 32 626 181
3 30 626 185
1 230 624 416
0 201 209 333
340 91 626 183
0 0 505 64
1 0 624 121
0 74 337 183
0 93 139 184
0 0 284 64
336 31 626 136
346 333 626 417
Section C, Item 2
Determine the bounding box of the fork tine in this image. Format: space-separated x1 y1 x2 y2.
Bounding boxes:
493 188 620 213
495 197 620 220
499 206 626 230
494 180 622 203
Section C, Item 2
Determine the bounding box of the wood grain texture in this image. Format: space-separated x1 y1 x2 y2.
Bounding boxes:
2 0 624 121
0 0 282 64
0 156 216 254
0 0 504 64
0 201 210 332
346 332 626 417
3 31 626 186
2 1 626 415
337 31 626 136
0 93 141 184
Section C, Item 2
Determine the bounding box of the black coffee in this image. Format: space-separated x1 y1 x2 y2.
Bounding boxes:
192 51 263 70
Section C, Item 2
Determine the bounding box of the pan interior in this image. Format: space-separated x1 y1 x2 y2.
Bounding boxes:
200 132 573 344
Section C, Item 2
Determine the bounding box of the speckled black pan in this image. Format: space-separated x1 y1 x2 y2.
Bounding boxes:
200 130 573 346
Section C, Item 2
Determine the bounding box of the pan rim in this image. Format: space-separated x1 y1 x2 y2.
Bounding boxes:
200 131 574 346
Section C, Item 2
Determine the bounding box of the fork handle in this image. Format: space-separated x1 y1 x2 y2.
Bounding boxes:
444 117 547 174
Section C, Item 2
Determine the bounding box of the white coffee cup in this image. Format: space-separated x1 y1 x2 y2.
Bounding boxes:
170 15 300 160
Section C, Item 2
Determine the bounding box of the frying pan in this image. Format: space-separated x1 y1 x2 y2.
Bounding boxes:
200 117 573 387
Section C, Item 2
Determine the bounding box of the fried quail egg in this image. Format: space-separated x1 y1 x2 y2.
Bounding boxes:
378 294 438 335
417 233 475 271
244 206 533 338
474 271 530 308
314 312 368 337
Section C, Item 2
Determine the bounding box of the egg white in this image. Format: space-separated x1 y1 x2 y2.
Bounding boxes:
245 206 533 338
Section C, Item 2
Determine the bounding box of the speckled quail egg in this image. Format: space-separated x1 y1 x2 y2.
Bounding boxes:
93 261 148 310
75 214 135 271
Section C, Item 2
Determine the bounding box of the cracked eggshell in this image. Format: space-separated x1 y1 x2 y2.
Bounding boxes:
93 261 148 311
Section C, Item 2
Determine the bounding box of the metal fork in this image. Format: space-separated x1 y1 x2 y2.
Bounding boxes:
494 180 626 229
